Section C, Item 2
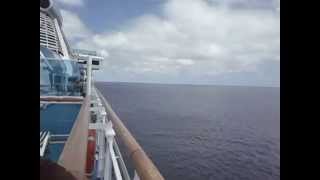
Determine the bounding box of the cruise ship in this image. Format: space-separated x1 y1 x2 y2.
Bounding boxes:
40 1 164 179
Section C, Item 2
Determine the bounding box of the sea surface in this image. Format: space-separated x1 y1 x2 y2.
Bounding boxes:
95 82 280 180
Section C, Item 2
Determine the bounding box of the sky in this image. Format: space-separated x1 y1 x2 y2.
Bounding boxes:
55 0 280 87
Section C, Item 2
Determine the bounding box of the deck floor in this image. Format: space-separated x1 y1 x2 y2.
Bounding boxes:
40 104 81 161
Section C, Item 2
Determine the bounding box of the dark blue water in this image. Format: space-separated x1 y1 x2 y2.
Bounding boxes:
96 82 280 180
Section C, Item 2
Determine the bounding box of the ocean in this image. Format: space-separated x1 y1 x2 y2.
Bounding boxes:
95 82 280 180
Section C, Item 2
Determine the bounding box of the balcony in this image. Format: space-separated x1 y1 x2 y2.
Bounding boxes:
40 58 83 96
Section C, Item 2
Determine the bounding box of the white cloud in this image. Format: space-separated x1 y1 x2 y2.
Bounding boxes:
56 0 84 7
60 10 92 42
177 59 195 66
100 50 110 58
61 0 280 85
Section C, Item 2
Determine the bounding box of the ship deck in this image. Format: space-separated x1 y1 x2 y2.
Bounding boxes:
40 103 81 161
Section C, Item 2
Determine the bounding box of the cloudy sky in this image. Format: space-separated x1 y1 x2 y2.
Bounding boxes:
55 0 280 87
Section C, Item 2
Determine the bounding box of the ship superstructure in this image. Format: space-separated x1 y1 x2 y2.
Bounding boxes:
40 0 164 180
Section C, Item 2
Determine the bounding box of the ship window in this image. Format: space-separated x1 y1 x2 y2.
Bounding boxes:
92 60 99 65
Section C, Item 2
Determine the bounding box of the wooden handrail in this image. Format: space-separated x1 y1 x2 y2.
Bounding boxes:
58 96 90 180
96 88 164 180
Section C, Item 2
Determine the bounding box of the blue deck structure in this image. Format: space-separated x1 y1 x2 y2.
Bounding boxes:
40 104 81 161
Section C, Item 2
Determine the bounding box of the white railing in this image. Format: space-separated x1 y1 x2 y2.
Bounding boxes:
90 87 131 180
108 138 123 180
40 131 50 157
89 121 128 180
95 88 164 180
114 139 131 180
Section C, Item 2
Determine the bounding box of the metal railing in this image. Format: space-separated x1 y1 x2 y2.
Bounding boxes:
40 96 84 103
40 131 50 157
95 88 164 180
72 49 101 57
114 139 131 180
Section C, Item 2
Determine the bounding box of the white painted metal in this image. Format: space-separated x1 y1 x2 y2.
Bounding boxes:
40 96 84 101
101 120 122 180
90 106 105 112
89 86 132 180
103 140 112 180
40 101 83 104
40 12 62 54
98 101 103 107
89 123 109 130
40 51 45 58
97 129 106 178
108 138 123 180
104 122 115 137
101 111 107 123
40 131 50 157
114 140 131 180
86 57 92 96
53 18 70 58
72 49 103 70
95 98 106 177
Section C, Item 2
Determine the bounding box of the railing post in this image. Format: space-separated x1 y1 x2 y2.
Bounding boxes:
86 56 92 96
